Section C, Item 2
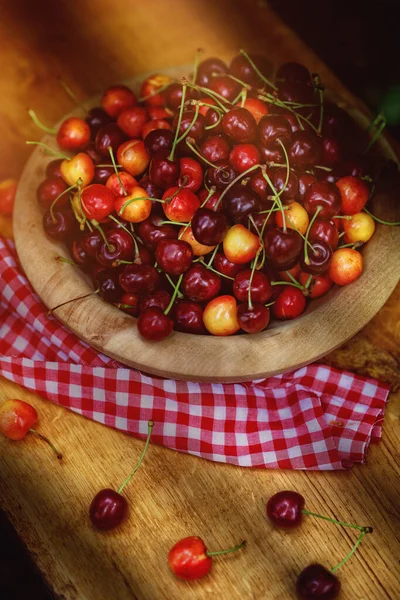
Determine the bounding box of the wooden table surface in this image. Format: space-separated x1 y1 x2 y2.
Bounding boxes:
0 1 400 599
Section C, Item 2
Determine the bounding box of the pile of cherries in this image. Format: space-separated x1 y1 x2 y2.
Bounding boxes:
34 51 399 340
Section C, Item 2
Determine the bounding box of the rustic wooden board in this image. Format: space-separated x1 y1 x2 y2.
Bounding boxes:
1 1 400 599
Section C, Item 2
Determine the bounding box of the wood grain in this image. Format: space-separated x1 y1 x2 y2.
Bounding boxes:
1 1 400 599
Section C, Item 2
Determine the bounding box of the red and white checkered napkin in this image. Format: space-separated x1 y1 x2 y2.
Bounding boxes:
0 237 390 470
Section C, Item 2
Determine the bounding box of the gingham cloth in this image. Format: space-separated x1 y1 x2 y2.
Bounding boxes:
0 237 390 470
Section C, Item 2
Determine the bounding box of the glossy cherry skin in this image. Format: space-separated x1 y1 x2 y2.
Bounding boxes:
329 248 363 286
272 286 306 320
101 84 137 118
191 207 229 245
248 170 269 203
162 186 200 222
149 150 180 189
182 264 221 303
117 139 150 177
237 303 270 333
138 215 178 251
230 53 272 87
299 272 334 299
213 251 246 278
85 107 113 140
137 307 173 341
156 239 193 275
116 105 148 138
266 490 305 528
117 292 140 316
288 130 321 170
276 62 311 85
36 177 68 209
229 143 260 174
309 220 339 249
240 98 269 124
264 228 303 271
270 167 299 201
268 104 304 134
95 268 124 303
142 118 172 140
303 181 342 219
106 172 137 198
258 114 292 147
200 135 230 165
277 81 314 106
81 184 115 221
0 399 38 440
223 184 261 223
208 75 241 102
57 117 90 152
174 300 207 334
258 144 285 165
300 241 333 275
93 165 115 185
43 209 75 242
206 160 237 190
197 188 223 212
144 128 173 157
296 564 341 600
223 224 261 265
168 536 212 581
70 238 92 269
335 176 369 215
80 230 103 258
140 73 173 106
139 289 171 314
139 176 162 200
321 136 342 167
233 269 272 303
203 295 240 336
196 57 228 87
46 159 64 179
204 106 224 133
119 264 160 294
297 172 318 202
95 123 127 157
178 157 203 192
96 228 134 267
173 110 206 142
89 489 127 531
222 108 257 143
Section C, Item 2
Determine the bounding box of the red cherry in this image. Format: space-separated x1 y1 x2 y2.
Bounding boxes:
266 490 305 528
288 130 321 170
138 214 178 251
95 267 124 302
178 157 204 192
258 114 292 147
239 98 269 124
96 228 134 267
149 150 180 189
89 489 127 531
208 75 241 102
201 135 231 164
229 143 260 173
57 117 90 152
230 53 272 87
300 240 333 275
81 184 115 221
336 176 369 215
43 208 75 242
93 165 114 185
140 73 173 107
36 177 68 209
173 110 206 142
272 286 306 320
106 172 137 198
85 107 113 140
233 269 272 303
142 119 172 140
155 239 193 275
222 107 257 143
182 264 221 303
139 289 171 314
95 123 127 157
303 181 342 219
101 84 137 118
191 207 228 246
206 160 237 190
174 301 207 334
118 292 140 316
196 57 227 87
213 251 246 278
237 303 270 333
137 307 173 341
45 159 63 179
299 272 334 299
119 264 160 295
296 564 341 600
117 105 149 138
162 187 200 222
264 228 303 271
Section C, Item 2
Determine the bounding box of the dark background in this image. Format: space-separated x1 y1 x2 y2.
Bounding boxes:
1 1 399 598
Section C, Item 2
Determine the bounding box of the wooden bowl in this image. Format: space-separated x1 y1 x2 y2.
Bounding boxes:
13 67 400 382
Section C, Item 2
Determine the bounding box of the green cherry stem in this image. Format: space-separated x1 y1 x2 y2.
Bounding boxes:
206 540 246 557
28 109 57 135
271 280 304 290
91 220 114 252
174 103 200 147
276 139 291 199
330 529 372 573
247 249 262 310
164 274 184 316
138 81 176 103
363 207 400 226
364 114 386 154
240 49 277 91
108 215 140 258
185 138 223 170
49 179 81 223
108 146 127 196
186 82 230 112
191 48 204 84
55 256 78 266
303 206 322 264
214 163 261 210
57 78 87 113
301 510 372 532
28 428 62 460
117 421 154 494
26 140 70 160
206 243 220 267
169 81 188 161
200 259 234 281
164 274 184 299
261 167 286 231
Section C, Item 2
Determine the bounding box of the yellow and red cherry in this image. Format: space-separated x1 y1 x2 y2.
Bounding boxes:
117 140 150 177
273 286 306 320
142 119 172 140
191 207 228 246
233 269 272 303
223 224 261 264
116 105 148 138
229 143 261 174
162 187 200 222
81 184 115 221
57 117 90 152
303 181 342 219
329 248 363 286
36 177 68 209
106 172 138 198
299 272 334 299
178 157 204 192
95 123 127 157
60 152 95 187
115 186 152 223
238 98 268 124
101 84 137 118
155 239 193 276
174 300 207 334
237 303 270 333
203 294 240 336
0 399 61 459
178 226 216 257
182 264 221 303
140 74 173 106
222 107 257 143
276 201 309 235
343 212 375 244
336 176 370 215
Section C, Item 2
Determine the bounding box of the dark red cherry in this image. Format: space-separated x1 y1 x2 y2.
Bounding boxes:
200 134 231 163
173 111 205 142
81 229 103 258
277 81 314 105
89 489 127 531
297 172 318 202
139 289 172 314
321 136 342 167
36 177 69 209
119 264 160 294
85 107 113 140
237 303 270 333
45 158 63 179
191 207 228 245
275 62 311 86
95 267 124 303
213 251 246 278
258 115 292 147
70 238 91 268
144 129 174 156
182 264 221 303
233 269 272 303
149 150 180 189
259 144 285 165
117 292 140 316
206 160 237 189
230 53 273 88
223 183 261 223
196 57 228 87
266 490 305 528
296 564 341 600
95 123 127 157
248 169 269 203
138 215 178 251
155 239 193 275
222 108 257 143
96 228 134 267
203 106 224 133
300 240 332 275
138 175 162 200
309 220 339 249
174 300 206 334
137 307 173 341
303 181 342 218
93 165 115 185
268 104 304 134
43 208 75 242
264 227 303 270
270 167 299 201
288 130 321 170
208 75 241 102
165 82 185 111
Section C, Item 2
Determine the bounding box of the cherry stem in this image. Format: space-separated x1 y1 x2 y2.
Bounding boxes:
206 540 246 557
201 259 234 280
91 220 114 252
26 141 70 160
271 280 304 290
191 48 204 84
169 82 188 161
48 289 99 314
174 103 200 147
313 74 324 135
261 168 286 232
117 421 154 494
247 249 262 310
363 207 400 226
57 78 87 113
185 138 223 170
215 163 260 210
206 243 219 267
164 273 184 299
55 256 78 266
333 215 352 220
314 164 332 172
302 510 372 532
108 215 140 258
364 113 386 154
29 428 62 460
186 82 230 113
28 109 57 135
164 274 183 315
50 179 81 223
108 146 127 196
276 139 291 200
331 529 372 573
339 241 364 249
240 49 277 91
303 206 322 263
304 274 313 289
204 110 223 130
138 81 175 103
286 270 301 286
